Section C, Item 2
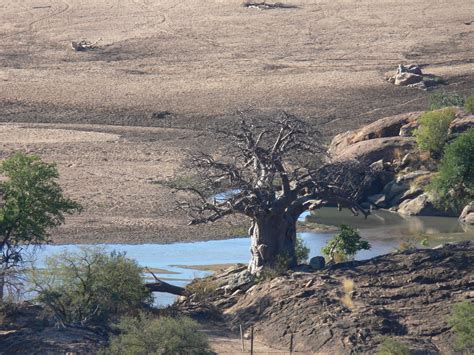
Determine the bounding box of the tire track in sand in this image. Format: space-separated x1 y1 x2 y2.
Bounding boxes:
0 0 72 39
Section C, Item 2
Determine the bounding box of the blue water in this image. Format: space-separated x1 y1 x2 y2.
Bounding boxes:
26 208 473 306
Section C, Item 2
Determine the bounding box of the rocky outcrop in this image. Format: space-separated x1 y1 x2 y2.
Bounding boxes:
180 242 474 354
459 202 474 225
397 193 449 216
328 108 472 218
328 112 421 158
333 137 415 165
384 64 444 90
449 115 474 136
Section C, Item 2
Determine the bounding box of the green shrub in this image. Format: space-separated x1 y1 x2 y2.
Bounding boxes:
427 129 474 213
0 153 80 300
378 337 412 355
322 225 371 263
30 247 152 326
295 235 309 264
449 301 474 352
428 92 464 111
414 108 456 157
104 313 211 355
465 94 474 114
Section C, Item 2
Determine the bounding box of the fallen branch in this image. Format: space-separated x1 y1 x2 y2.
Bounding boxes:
145 267 186 296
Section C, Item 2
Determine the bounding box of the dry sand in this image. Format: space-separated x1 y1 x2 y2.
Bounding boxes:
0 0 473 244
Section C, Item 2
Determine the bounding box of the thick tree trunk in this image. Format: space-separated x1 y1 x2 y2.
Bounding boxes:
248 213 297 275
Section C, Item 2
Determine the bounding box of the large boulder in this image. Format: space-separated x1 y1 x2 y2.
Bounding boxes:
309 256 326 270
397 193 448 216
394 72 423 86
333 137 415 165
459 202 474 225
328 112 421 157
449 116 474 136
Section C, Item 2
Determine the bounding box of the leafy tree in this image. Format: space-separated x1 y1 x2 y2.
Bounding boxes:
104 313 211 355
414 108 456 157
295 235 309 264
0 153 80 300
30 247 152 326
465 94 474 114
428 91 464 111
322 225 371 263
428 129 474 213
449 301 474 352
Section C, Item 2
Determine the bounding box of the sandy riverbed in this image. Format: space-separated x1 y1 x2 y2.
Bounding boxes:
0 0 472 243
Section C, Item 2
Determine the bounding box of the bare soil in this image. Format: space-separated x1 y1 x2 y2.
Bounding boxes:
0 0 473 244
179 241 474 354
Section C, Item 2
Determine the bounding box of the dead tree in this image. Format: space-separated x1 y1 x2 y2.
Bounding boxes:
173 112 375 275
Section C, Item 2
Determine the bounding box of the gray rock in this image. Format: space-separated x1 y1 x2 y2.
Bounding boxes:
227 270 255 292
397 193 447 216
394 72 423 86
406 65 423 75
309 256 326 270
396 170 431 184
449 116 474 136
333 137 415 165
383 181 409 201
399 153 413 168
367 193 386 208
328 112 421 158
369 159 385 171
459 202 474 225
390 187 424 206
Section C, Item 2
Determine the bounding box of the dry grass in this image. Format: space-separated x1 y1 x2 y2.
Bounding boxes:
340 278 355 309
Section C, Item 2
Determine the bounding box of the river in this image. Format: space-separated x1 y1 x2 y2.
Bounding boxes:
27 208 473 306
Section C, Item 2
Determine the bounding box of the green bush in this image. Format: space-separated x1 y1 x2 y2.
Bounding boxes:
30 247 152 326
428 92 464 111
378 337 412 355
449 301 474 352
414 108 456 157
428 129 474 213
0 153 80 300
465 94 474 114
104 313 211 355
295 235 309 264
322 225 371 263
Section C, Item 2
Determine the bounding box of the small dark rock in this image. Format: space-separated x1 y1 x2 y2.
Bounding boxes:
309 256 326 270
151 111 172 119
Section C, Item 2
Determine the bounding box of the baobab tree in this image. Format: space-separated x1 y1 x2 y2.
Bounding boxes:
173 112 376 274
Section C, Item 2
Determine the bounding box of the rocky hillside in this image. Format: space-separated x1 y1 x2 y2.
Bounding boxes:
327 108 473 220
179 242 474 354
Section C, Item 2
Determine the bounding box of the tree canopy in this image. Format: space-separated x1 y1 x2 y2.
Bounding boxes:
0 153 81 275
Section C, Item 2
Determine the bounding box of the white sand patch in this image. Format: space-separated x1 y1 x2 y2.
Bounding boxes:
0 125 120 144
